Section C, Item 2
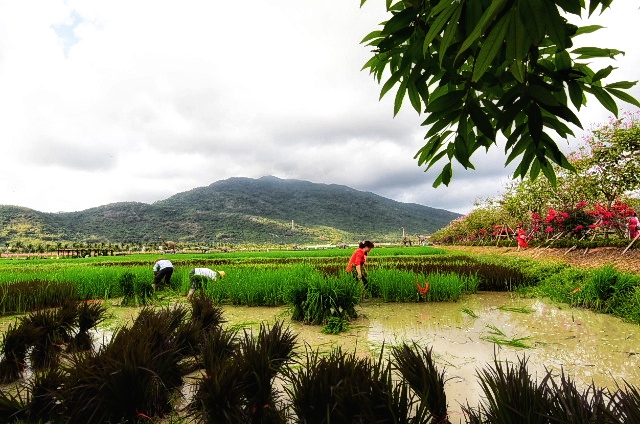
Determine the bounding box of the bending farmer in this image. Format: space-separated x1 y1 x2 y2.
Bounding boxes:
346 240 374 290
153 258 174 291
188 268 226 300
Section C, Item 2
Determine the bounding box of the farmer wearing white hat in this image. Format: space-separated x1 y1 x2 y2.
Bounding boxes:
187 268 226 300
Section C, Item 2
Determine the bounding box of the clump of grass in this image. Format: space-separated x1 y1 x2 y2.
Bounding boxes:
69 300 108 351
0 280 77 315
0 323 32 384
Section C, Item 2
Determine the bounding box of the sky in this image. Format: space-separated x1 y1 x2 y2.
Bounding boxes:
0 1 638 215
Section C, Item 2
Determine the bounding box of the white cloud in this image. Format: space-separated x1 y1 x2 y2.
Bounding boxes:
0 1 638 215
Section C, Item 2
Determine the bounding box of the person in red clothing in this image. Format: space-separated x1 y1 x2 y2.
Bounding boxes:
516 227 529 251
346 240 375 290
629 212 639 239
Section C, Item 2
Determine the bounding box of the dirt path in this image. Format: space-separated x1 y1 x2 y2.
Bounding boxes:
446 245 640 275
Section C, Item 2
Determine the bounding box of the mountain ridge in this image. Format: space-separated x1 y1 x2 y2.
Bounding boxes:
0 176 461 247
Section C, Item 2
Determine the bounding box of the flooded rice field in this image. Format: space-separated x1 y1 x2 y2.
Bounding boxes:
218 292 640 412
1 291 638 416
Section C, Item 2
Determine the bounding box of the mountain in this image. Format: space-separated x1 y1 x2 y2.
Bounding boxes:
0 176 461 246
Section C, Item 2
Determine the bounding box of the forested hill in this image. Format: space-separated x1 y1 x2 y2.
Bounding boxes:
0 176 461 245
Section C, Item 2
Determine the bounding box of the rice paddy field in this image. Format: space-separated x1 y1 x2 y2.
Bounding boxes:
0 245 639 423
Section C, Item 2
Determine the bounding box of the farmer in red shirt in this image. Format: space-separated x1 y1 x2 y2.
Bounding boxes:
346 240 375 290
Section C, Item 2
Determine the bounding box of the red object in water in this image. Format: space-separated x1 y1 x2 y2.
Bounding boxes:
416 281 430 295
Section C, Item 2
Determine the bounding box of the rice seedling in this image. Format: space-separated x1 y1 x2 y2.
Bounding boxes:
22 367 66 422
189 294 226 332
463 355 553 423
69 300 109 352
613 380 640 423
321 316 348 334
461 307 478 318
0 322 33 384
481 325 533 349
236 320 298 423
22 306 77 370
497 306 535 314
285 345 415 423
294 274 361 325
0 383 28 423
391 342 449 422
0 280 77 315
546 368 619 423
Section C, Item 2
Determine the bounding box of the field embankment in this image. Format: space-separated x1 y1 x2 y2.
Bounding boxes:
446 245 640 275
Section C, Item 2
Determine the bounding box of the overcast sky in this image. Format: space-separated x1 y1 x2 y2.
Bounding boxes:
0 1 638 215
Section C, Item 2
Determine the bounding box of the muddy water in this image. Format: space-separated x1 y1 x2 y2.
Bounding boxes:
215 292 640 413
2 293 639 417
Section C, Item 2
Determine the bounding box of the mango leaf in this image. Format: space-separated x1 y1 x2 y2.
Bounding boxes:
589 85 618 116
426 90 466 113
528 103 543 144
432 163 453 187
592 65 614 83
379 70 403 99
573 47 624 59
472 13 510 82
423 2 458 55
555 0 582 15
567 80 584 109
439 3 462 65
394 78 408 116
605 81 637 89
543 1 568 50
575 24 604 35
468 98 495 138
518 0 546 44
540 160 557 186
605 87 640 108
457 0 508 58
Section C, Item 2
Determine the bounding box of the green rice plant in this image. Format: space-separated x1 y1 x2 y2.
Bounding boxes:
0 322 33 384
392 342 449 422
463 355 553 423
70 300 109 351
0 383 28 423
22 367 66 422
481 325 533 349
295 274 361 325
613 380 640 423
58 306 194 422
321 316 348 334
190 294 226 332
285 345 415 423
0 280 77 315
22 305 79 370
546 368 619 423
497 306 535 314
235 320 298 423
576 265 619 311
461 307 479 318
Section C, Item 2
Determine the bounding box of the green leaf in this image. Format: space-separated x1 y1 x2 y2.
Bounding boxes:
529 159 541 180
567 80 584 109
605 81 637 90
457 0 509 57
575 24 604 35
425 111 459 137
518 0 546 44
360 30 382 44
423 1 458 53
555 0 582 15
407 83 422 113
472 13 510 82
439 3 462 65
432 163 453 187
467 98 495 139
572 47 624 59
554 51 571 71
394 78 408 116
540 160 557 186
528 103 543 144
425 90 465 113
543 1 568 50
605 87 640 108
592 65 614 83
529 84 561 107
382 7 416 35
379 70 403 99
589 85 618 116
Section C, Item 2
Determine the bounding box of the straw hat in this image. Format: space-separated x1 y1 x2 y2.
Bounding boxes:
217 270 226 279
